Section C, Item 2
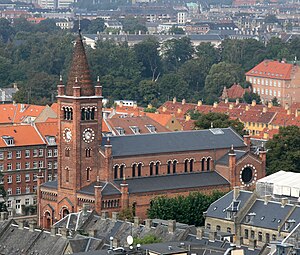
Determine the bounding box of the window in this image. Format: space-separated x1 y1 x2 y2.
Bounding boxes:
39 161 43 168
253 88 256 93
270 90 272 96
15 200 21 211
33 161 38 169
3 137 14 146
149 162 154 176
114 165 119 179
16 175 21 183
26 186 30 194
261 79 264 85
249 78 252 83
7 151 12 159
167 161 171 174
33 174 37 181
116 127 125 135
25 174 30 182
39 149 43 157
7 175 12 183
47 150 52 157
120 165 124 179
7 163 12 171
184 159 188 172
138 163 142 176
201 158 205 171
155 162 159 175
85 148 91 158
25 150 30 158
261 89 264 95
132 164 136 177
216 225 221 231
257 79 260 85
278 81 281 87
0 152 3 160
16 187 21 195
146 125 156 133
130 126 140 134
7 200 12 208
244 229 249 239
266 233 270 243
16 150 21 158
16 162 21 170
25 162 30 169
0 164 3 171
274 81 277 86
7 188 12 195
270 80 272 86
33 149 38 157
48 174 52 181
253 78 256 84
54 161 57 169
272 234 276 241
227 227 231 233
190 159 194 172
207 158 211 171
65 167 69 182
266 89 268 95
53 149 58 157
0 176 3 184
258 232 262 242
251 230 255 239
47 162 52 169
278 91 281 97
173 160 177 173
25 198 30 205
274 90 276 96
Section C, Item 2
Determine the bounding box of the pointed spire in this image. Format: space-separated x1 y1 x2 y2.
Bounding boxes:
65 33 94 96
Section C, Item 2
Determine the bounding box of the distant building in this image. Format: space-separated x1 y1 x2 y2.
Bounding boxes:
0 84 18 103
246 60 300 105
220 83 251 100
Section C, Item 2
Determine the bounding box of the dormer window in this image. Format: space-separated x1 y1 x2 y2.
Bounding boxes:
2 136 14 146
45 136 56 145
284 219 295 231
245 212 256 223
146 125 156 133
130 126 140 134
116 127 125 136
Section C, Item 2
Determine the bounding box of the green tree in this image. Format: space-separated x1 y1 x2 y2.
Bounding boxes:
169 25 185 34
147 191 225 226
195 42 219 66
0 18 14 42
271 97 279 106
243 91 261 104
204 62 244 97
0 172 6 212
121 17 147 34
193 112 244 136
138 80 159 106
266 126 300 175
86 18 105 33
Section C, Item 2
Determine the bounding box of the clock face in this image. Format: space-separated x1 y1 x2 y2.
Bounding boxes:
83 128 95 143
63 128 72 142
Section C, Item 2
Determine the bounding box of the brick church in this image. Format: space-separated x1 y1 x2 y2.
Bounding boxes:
37 33 266 229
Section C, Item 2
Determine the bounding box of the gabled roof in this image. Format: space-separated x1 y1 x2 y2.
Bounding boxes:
0 125 45 147
246 60 294 80
217 150 248 166
105 127 245 157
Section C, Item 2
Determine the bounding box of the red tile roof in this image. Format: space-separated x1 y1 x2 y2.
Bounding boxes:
223 84 251 99
35 122 58 139
246 60 294 80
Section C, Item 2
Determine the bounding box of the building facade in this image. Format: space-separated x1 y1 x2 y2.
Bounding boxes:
38 33 266 229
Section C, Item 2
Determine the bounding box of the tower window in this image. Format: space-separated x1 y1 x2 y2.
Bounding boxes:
173 160 177 173
184 159 188 172
81 107 96 121
167 161 171 174
65 148 70 157
149 162 154 176
65 167 70 182
63 107 73 121
155 162 159 175
86 167 91 181
85 148 91 157
190 159 194 172
207 158 211 171
132 164 136 177
138 163 142 176
120 165 125 179
114 165 119 179
201 158 205 171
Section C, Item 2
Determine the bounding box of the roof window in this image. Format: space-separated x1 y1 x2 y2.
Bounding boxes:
116 127 125 136
2 136 14 146
45 136 56 145
146 125 156 133
130 126 140 135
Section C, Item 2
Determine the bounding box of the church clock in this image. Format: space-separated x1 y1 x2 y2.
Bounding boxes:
83 128 95 143
63 128 72 143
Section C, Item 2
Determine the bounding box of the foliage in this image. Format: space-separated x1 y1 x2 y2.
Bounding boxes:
119 207 134 222
266 126 300 175
121 17 147 34
147 191 226 226
169 25 185 35
0 172 6 212
243 91 261 104
134 234 162 245
144 107 157 113
271 97 279 106
193 112 244 136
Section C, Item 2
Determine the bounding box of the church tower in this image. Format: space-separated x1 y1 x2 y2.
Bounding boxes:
56 33 103 215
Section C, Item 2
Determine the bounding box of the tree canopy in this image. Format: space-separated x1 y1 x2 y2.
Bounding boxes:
266 126 300 175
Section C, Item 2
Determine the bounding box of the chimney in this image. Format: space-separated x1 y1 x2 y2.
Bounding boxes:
51 226 58 236
197 100 202 106
252 100 256 107
243 134 251 150
177 108 182 114
18 220 25 229
147 104 153 109
112 212 119 222
162 106 167 112
281 198 288 207
225 98 229 104
113 238 121 248
236 98 239 105
213 102 218 108
233 186 240 200
284 104 289 110
264 195 272 205
196 227 204 239
119 101 123 108
287 109 291 115
0 212 8 221
229 145 236 187
229 103 234 110
209 231 217 241
89 229 98 237
133 103 137 109
61 228 69 239
245 105 250 111
134 216 140 228
182 99 186 105
168 220 176 233
173 97 177 104
145 219 152 229
262 107 267 113
268 101 273 108
29 221 37 232
82 203 90 216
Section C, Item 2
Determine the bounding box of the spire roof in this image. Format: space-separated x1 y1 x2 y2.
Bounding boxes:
66 33 94 96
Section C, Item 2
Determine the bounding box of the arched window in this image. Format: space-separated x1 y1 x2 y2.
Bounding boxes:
65 167 69 182
201 158 205 171
155 162 159 175
86 167 91 181
63 107 67 120
81 108 85 120
138 163 142 176
85 108 90 120
62 208 69 218
114 165 119 179
120 165 124 179
149 162 154 176
44 211 51 229
184 159 189 172
85 148 91 157
207 158 211 171
91 108 95 120
173 160 177 173
132 164 136 177
69 108 73 120
167 161 171 174
65 148 70 157
190 159 194 172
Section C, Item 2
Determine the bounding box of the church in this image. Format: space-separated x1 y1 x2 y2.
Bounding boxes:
37 33 266 229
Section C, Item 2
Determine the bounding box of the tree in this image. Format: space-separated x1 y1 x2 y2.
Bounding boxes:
195 42 219 66
121 17 147 34
134 235 162 245
0 18 14 42
271 97 279 106
168 25 185 35
134 37 162 80
265 14 279 24
138 80 159 106
147 191 225 226
266 126 300 175
243 91 261 104
204 62 244 97
86 18 105 33
0 172 6 212
161 37 194 71
193 112 244 136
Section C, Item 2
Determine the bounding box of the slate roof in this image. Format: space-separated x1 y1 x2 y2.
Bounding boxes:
104 128 245 157
114 171 229 194
216 150 248 166
41 180 58 189
78 182 121 196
